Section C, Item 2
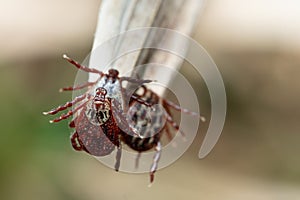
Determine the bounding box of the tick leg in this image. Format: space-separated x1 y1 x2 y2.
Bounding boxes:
43 94 87 115
49 100 87 123
162 99 205 121
162 101 174 141
164 123 173 141
135 152 141 169
114 141 122 172
120 76 152 85
69 117 76 128
164 110 186 137
63 54 104 76
127 86 153 107
130 94 152 107
150 141 162 183
60 81 97 92
70 132 84 151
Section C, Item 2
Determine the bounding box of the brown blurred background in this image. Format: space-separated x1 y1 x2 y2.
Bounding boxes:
0 0 300 199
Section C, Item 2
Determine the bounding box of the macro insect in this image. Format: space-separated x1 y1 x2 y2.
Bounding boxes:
44 54 201 183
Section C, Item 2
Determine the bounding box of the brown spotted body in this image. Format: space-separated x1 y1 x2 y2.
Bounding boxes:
70 104 115 156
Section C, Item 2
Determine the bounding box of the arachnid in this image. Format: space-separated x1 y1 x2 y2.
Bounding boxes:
44 55 201 183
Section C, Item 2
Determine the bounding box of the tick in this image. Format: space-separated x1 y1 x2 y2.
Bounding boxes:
44 55 202 183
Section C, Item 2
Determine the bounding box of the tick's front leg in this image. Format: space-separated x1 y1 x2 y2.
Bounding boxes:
114 138 122 172
149 141 162 184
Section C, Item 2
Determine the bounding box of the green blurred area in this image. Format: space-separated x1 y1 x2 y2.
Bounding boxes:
0 52 106 198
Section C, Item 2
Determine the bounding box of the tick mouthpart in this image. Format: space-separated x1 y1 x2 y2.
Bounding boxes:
95 87 107 95
108 69 119 77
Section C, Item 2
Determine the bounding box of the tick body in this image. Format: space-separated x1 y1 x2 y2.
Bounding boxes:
44 55 201 183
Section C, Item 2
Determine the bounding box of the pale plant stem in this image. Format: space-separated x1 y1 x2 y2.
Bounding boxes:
89 0 204 96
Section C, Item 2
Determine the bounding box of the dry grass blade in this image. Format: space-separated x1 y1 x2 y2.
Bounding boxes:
89 0 204 95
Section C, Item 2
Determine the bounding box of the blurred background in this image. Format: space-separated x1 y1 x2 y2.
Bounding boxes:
1 0 300 199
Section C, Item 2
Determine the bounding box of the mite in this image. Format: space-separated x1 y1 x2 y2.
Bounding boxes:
43 55 201 183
